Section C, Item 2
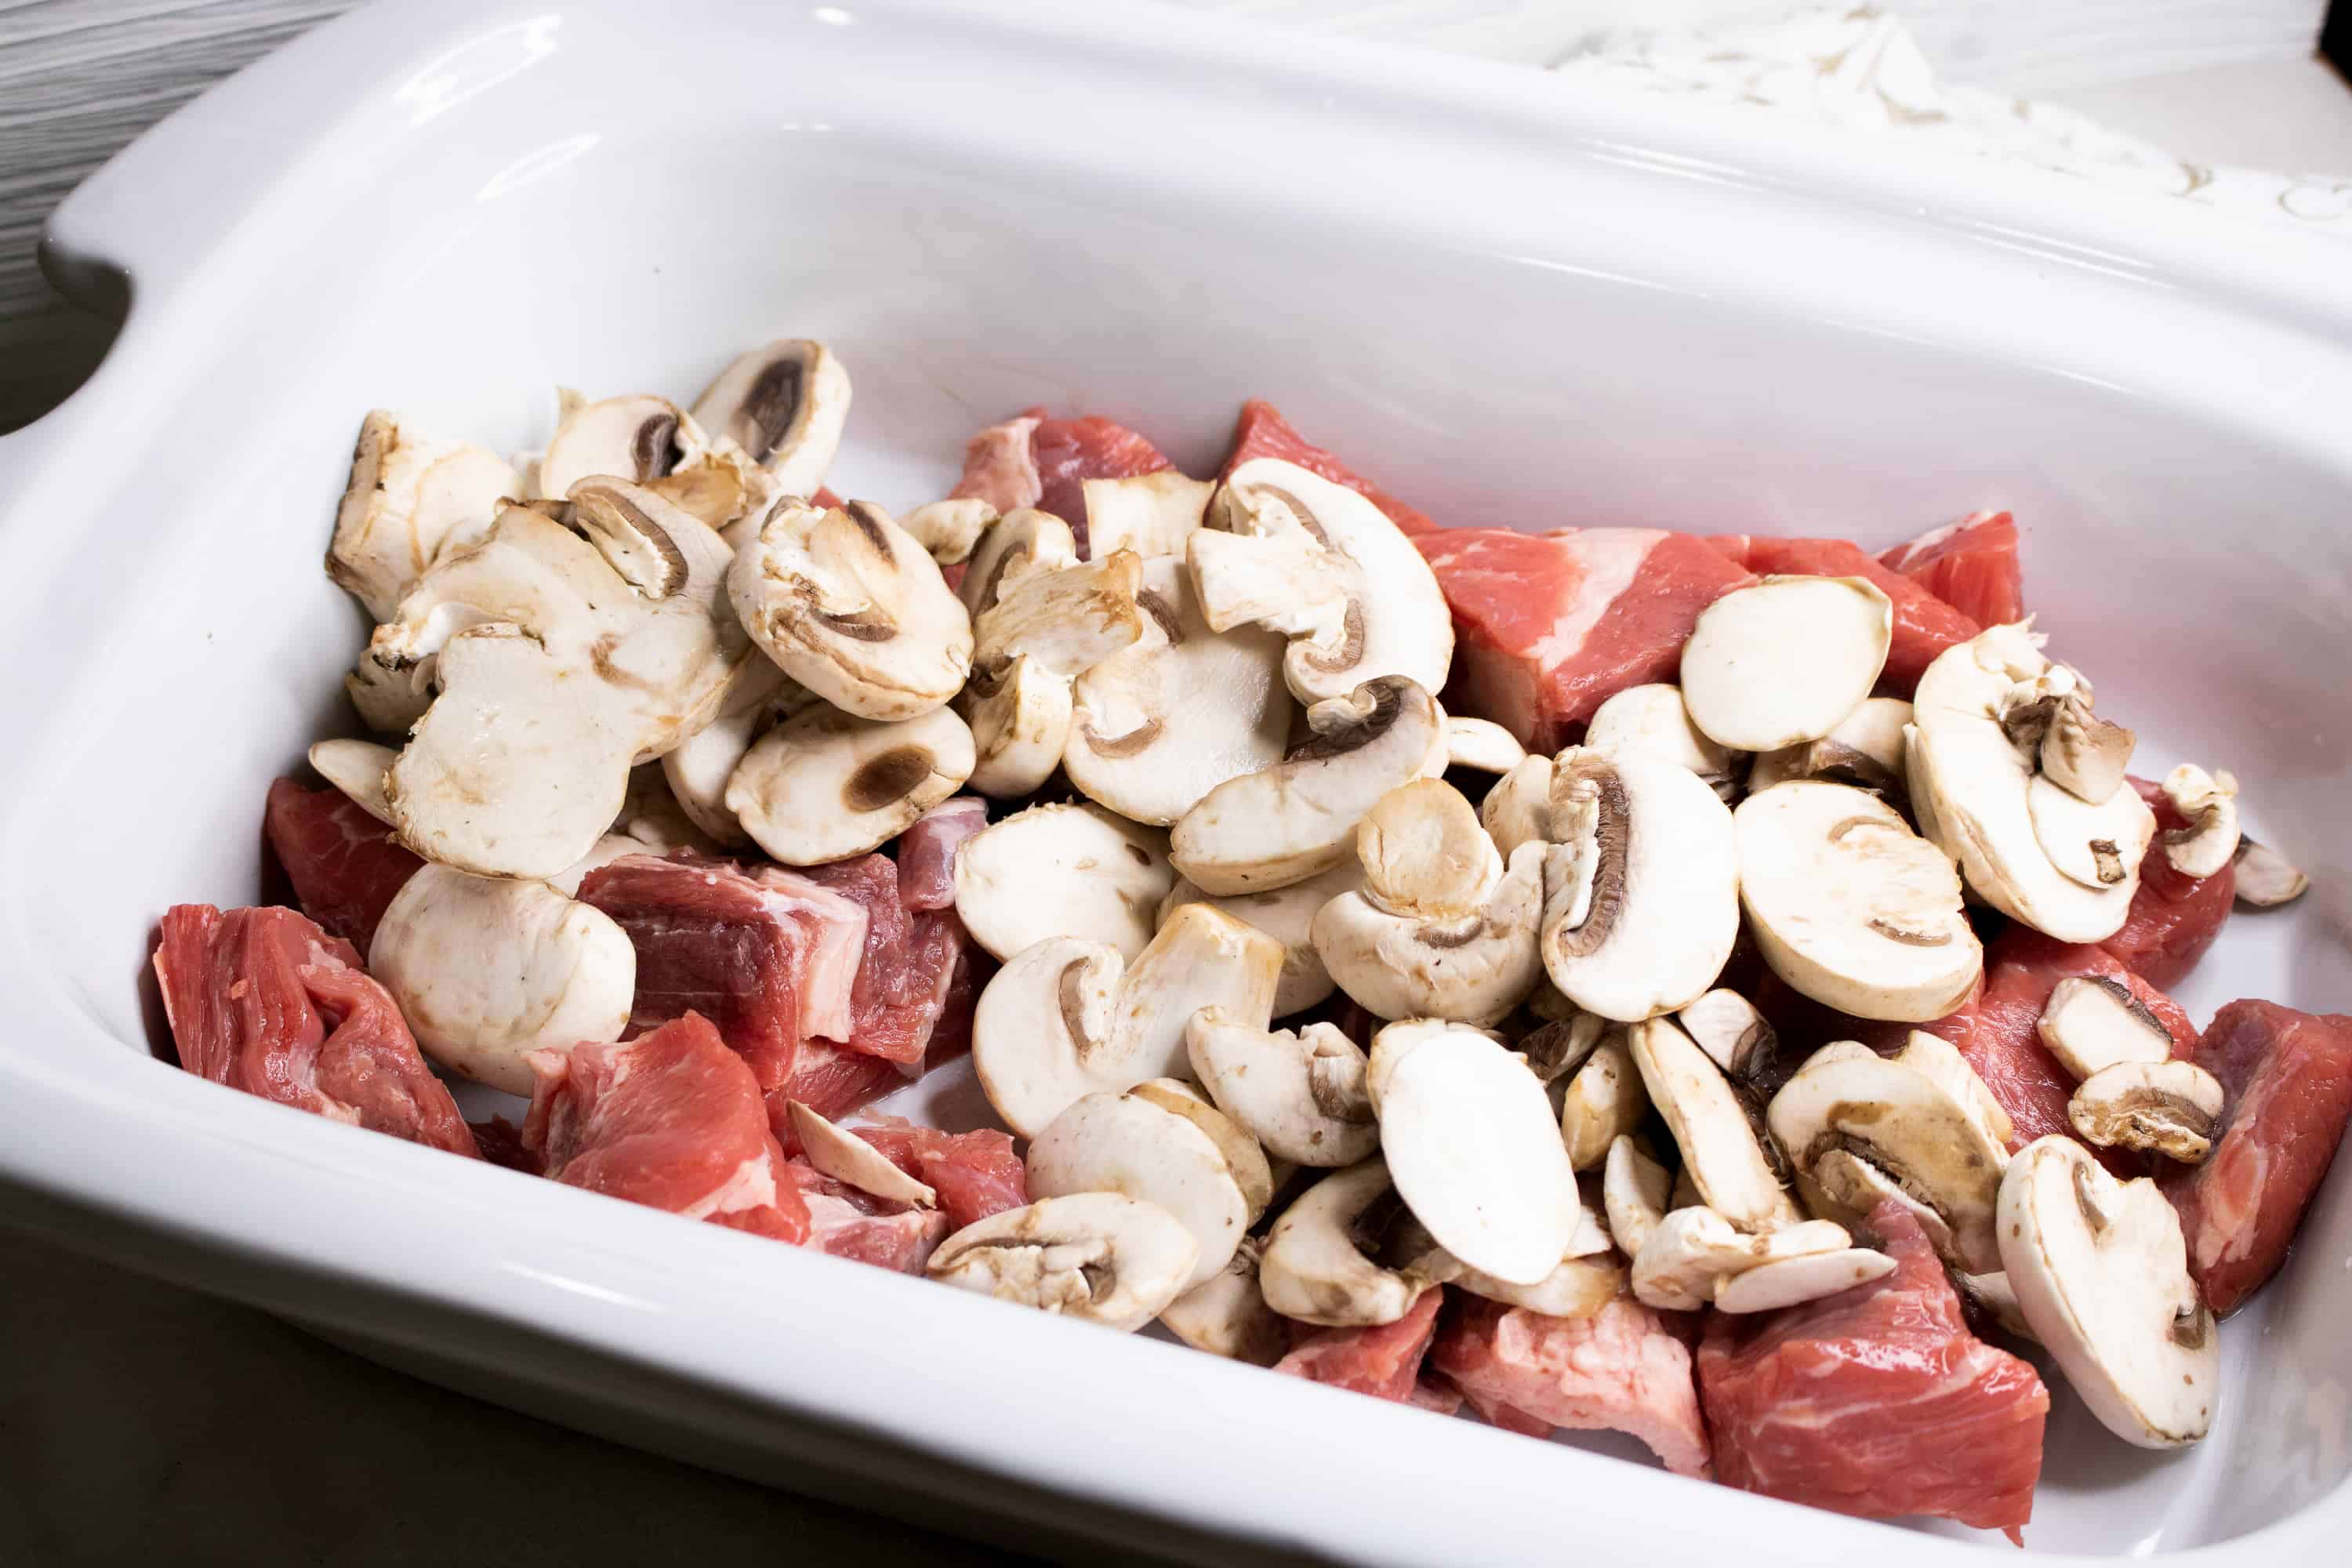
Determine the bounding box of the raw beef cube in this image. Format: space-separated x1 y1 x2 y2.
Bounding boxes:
852 1116 1026 1232
523 1013 810 1243
2103 776 2236 989
1879 510 2024 627
786 1162 950 1272
154 904 476 1158
2163 1000 2352 1316
263 779 423 955
1429 1293 1711 1477
1274 1289 1446 1405
1415 528 1754 753
949 407 1171 557
1218 398 1437 536
1700 1202 2046 1540
1704 535 1978 694
897 797 988 912
798 855 967 1066
470 1116 539 1174
780 941 988 1121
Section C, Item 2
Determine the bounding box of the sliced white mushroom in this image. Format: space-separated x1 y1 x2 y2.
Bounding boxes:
2161 764 2241 879
1063 555 1291 826
1479 754 1555 858
1715 1247 1896 1312
1445 717 1527 776
728 499 974 721
2233 837 2309 908
1907 625 2155 942
1539 747 1740 1023
344 653 436 736
1258 1158 1435 1327
1559 1033 1648 1171
642 441 780 540
1159 1236 1286 1365
927 1192 1198 1331
900 498 998 567
1802 1147 1958 1259
368 864 634 1095
610 763 724 858
1519 1010 1607 1087
1083 472 1214 561
1385 1209 1618 1315
1996 1136 2218 1447
1953 1269 2039 1342
1372 1025 1586 1284
659 658 797 847
1194 458 1454 705
1629 1207 1759 1311
1185 1012 1379 1167
1747 697 1911 796
2038 690 2136 804
728 703 975 866
1679 576 1893 752
1602 1135 1673 1258
1129 1079 1276 1219
535 393 702 500
688 339 851 499
1734 781 1980 1022
328 410 519 620
2037 975 2176 1081
1583 684 1742 799
1170 676 1446 895
1028 1087 1269 1289
1628 1017 1799 1232
1160 862 1361 1017
1893 1031 2016 1152
1676 989 1777 1080
307 739 397 825
960 540 1147 797
954 802 1174 964
971 903 1282 1138
786 1102 936 1208
2069 1060 2225 1164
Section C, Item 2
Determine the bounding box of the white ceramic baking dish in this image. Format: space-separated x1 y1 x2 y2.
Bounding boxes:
2 1 2348 1560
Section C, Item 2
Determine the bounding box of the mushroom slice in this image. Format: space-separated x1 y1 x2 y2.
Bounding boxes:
1734 781 1980 1022
1584 684 1742 800
1160 862 1361 1018
1747 697 1911 796
1676 989 1777 1080
1629 1207 1759 1311
307 739 397 825
958 657 1071 800
368 864 634 1096
535 394 699 499
927 1192 1197 1332
1802 1148 1958 1258
688 339 851 498
1170 676 1445 895
1352 778 1500 920
328 410 520 620
1186 1012 1378 1167
2160 764 2241 879
1996 1136 2218 1447
728 703 975 866
659 659 801 847
786 1102 936 1207
1602 1135 1673 1258
1063 555 1291 826
1374 1025 1588 1285
1559 1033 1648 1171
2068 1060 2225 1164
1715 1248 1897 1313
1893 1031 2016 1152
2036 975 2176 1080
1538 747 1740 1023
729 499 975 721
901 498 998 568
1258 1159 1435 1327
1028 1088 1268 1289
345 654 436 736
641 441 779 539
1445 717 1527 776
958 508 1074 619
2233 837 2308 908
1519 1011 1607 1087
1160 1236 1286 1365
1083 472 1214 561
1129 1079 1276 1220
954 802 1174 964
1679 576 1893 752
971 904 1282 1138
1388 1207 1619 1314
1196 458 1454 705
1907 625 2155 941
1628 1017 1800 1232
2040 693 2136 804
1480 755 1555 858
1767 1049 2008 1272
957 545 1148 797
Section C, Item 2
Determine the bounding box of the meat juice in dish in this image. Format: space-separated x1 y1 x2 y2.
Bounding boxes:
152 337 2352 1542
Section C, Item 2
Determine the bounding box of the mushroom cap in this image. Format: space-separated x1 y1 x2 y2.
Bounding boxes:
1676 988 1777 1080
972 547 1145 681
1083 472 1214 561
1747 696 1912 795
1479 755 1555 858
307 739 397 826
786 1102 937 1208
1445 717 1528 776
660 657 796 847
688 338 851 498
1629 1206 1758 1311
954 802 1174 964
2036 975 2176 1081
1159 1236 1286 1365
1186 1012 1378 1168
1602 1134 1673 1258
958 508 1075 619
2067 1060 2225 1163
2232 837 2308 908
2160 764 2241 879
1679 576 1893 753
1312 840 1546 1025
1628 1017 1799 1232
1714 1248 1897 1312
1258 1158 1433 1327
1584 684 1741 797
1559 1033 1650 1171
368 863 634 1096
1170 676 1446 895
1734 780 1982 1022
1027 1089 1261 1290
728 499 975 721
728 702 975 866
927 1192 1199 1331
1996 1136 2218 1447
956 655 1073 799
535 393 699 500
329 411 520 621
1160 862 1361 1018
1538 746 1740 1023
900 498 998 567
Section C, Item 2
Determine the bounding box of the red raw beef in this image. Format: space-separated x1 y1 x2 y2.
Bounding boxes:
1273 1289 1446 1404
1415 528 1755 753
2162 1000 2352 1316
1879 510 2024 627
154 904 476 1157
523 1013 810 1243
1429 1294 1711 1477
1704 535 1979 694
853 1115 1025 1233
786 1161 950 1272
780 942 989 1121
948 407 1171 557
2103 777 2235 989
1218 399 1437 536
1698 1201 2048 1541
470 1116 539 1174
895 797 988 913
263 779 423 955
797 854 968 1067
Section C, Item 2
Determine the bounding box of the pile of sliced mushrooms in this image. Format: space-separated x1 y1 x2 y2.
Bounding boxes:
324 341 2301 1461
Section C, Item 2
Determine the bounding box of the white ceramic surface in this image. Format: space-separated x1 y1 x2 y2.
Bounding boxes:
0 1 2348 1561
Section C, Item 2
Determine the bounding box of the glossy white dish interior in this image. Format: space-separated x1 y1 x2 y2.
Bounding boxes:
0 2 2348 1561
